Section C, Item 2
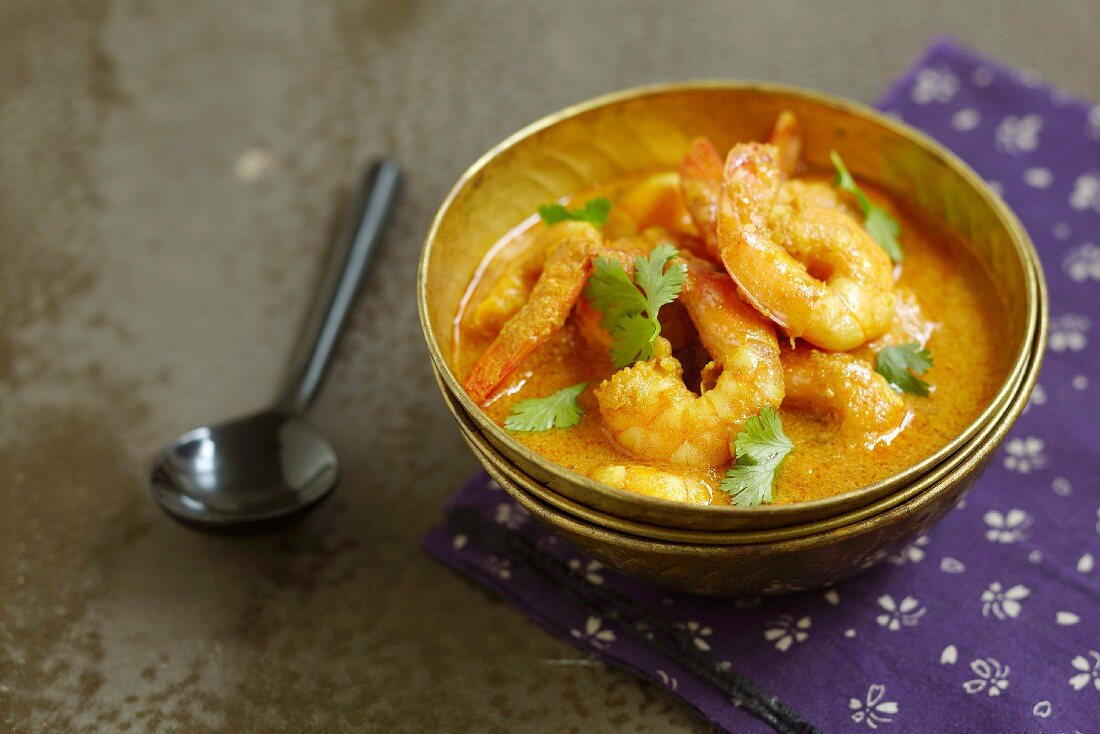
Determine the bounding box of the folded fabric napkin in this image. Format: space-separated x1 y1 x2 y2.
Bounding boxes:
423 37 1099 733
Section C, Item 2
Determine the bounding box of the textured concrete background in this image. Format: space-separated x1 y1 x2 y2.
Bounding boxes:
0 1 1096 731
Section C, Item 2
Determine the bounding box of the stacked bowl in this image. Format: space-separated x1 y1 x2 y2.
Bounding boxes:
418 83 1046 597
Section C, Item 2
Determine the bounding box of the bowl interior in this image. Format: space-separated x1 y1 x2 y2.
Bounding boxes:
419 82 1042 530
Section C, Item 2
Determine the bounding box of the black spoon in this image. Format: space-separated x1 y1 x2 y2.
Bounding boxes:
150 159 402 532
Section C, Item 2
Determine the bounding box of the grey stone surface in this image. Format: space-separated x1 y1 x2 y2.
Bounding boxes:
0 1 1095 731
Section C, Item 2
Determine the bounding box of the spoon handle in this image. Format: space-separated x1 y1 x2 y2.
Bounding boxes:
277 159 403 414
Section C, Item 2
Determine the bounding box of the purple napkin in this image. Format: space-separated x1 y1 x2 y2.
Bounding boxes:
423 38 1100 733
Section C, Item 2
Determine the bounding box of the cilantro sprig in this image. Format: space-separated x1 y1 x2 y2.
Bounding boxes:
538 197 611 228
504 383 587 432
830 151 903 263
719 406 792 507
875 343 934 396
583 243 687 368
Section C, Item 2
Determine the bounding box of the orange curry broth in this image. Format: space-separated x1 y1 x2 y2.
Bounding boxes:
453 174 1010 505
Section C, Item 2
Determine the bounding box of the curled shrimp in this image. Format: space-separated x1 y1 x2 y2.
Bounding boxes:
463 221 603 404
717 141 896 351
781 346 907 446
589 465 713 504
594 258 784 467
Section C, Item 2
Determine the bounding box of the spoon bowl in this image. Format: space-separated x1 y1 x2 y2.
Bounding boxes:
151 410 339 529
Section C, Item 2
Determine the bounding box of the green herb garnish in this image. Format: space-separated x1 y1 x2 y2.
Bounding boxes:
720 407 792 507
875 343 934 396
583 243 687 368
538 197 612 228
830 151 903 263
504 383 587 432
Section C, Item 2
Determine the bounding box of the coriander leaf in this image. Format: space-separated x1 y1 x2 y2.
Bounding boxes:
504 383 588 432
537 204 575 226
864 207 903 263
830 150 904 263
579 197 612 225
719 406 792 507
584 257 648 329
722 460 780 508
633 242 687 316
538 197 612 227
875 343 933 396
582 245 686 369
830 150 871 211
608 312 659 368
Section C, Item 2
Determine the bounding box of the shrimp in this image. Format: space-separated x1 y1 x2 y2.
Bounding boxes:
589 465 713 504
463 221 603 404
781 346 908 446
604 172 701 242
717 142 896 351
679 111 804 257
594 258 784 467
837 288 938 369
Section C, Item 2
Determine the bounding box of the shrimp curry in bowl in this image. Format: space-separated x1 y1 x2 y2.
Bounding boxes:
451 111 1010 507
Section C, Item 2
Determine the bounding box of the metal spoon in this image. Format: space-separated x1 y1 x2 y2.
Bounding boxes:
150 159 402 531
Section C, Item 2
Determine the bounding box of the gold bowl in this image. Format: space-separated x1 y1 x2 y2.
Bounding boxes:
418 82 1046 593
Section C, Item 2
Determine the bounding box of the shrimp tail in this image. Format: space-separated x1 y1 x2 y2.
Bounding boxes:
769 110 802 176
679 137 724 254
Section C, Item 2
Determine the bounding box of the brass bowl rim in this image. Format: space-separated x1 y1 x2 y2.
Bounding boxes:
418 80 1044 524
